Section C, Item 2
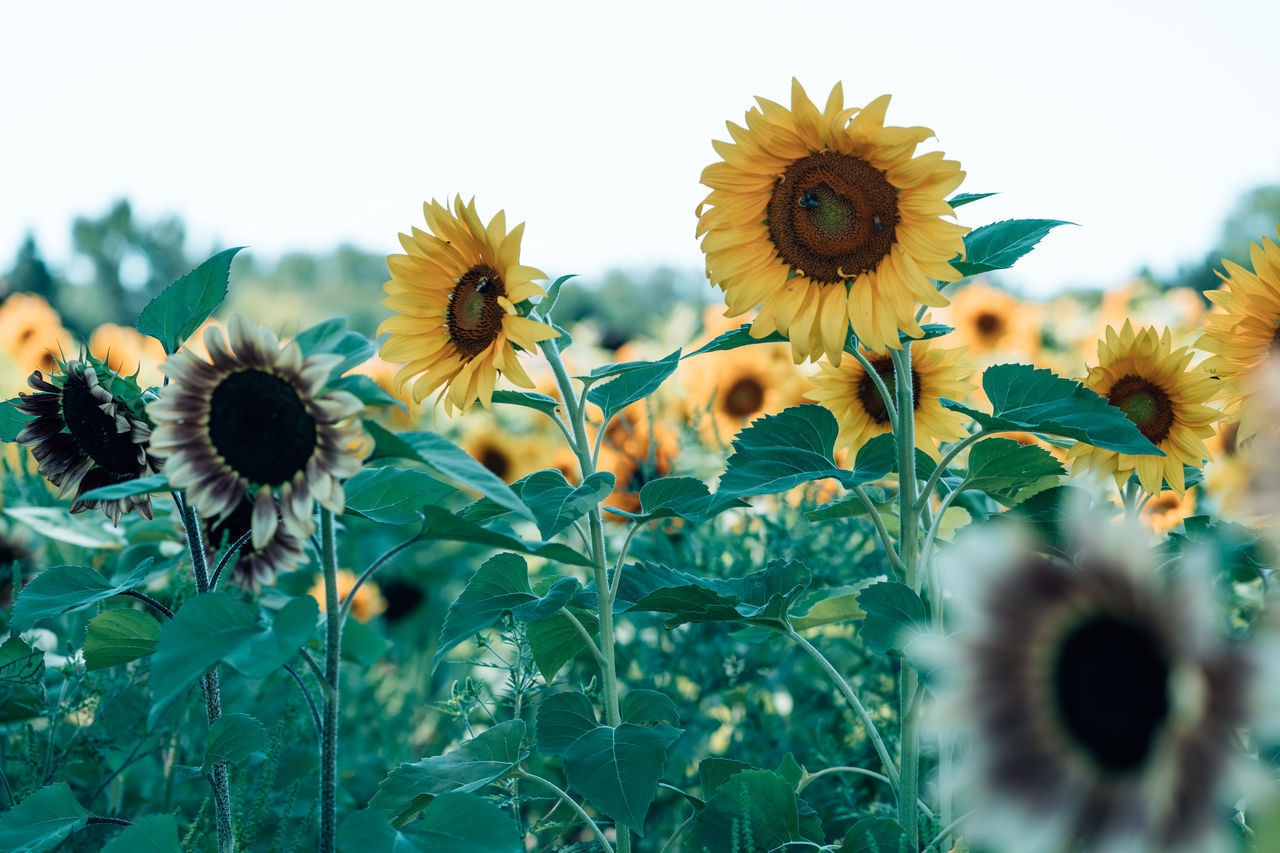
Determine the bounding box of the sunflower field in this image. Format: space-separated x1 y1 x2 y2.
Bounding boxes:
3 80 1280 853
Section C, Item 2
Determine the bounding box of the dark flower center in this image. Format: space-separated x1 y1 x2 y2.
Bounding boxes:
723 377 766 418
975 311 1005 340
60 375 142 475
208 369 317 487
1220 422 1239 457
478 444 511 481
447 265 507 359
856 356 920 425
766 151 900 285
1106 374 1174 444
1052 612 1171 772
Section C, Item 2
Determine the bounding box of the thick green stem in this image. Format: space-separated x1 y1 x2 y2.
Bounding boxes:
319 509 341 853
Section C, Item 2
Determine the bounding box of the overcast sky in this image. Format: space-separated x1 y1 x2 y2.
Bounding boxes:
3 0 1278 297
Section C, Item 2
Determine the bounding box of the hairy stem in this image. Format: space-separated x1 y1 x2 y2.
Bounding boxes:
319 508 341 853
515 769 616 853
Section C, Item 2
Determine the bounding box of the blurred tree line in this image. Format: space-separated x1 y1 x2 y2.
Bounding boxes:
1148 183 1280 294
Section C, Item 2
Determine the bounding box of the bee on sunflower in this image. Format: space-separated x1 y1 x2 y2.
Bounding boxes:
1065 321 1218 496
697 79 968 364
15 355 162 525
378 196 558 414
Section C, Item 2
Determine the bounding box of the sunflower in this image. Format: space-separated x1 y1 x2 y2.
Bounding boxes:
462 422 538 485
378 196 558 414
943 528 1251 852
1141 488 1196 533
14 356 161 525
944 281 1039 359
696 79 968 364
89 322 166 387
309 568 387 623
148 316 364 545
1065 322 1218 496
597 405 678 515
1197 229 1280 443
203 493 305 591
0 293 74 375
805 341 970 459
683 344 810 446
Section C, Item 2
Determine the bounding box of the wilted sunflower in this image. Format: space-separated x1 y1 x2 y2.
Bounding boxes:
1197 229 1280 443
805 341 970 458
1066 322 1218 496
15 356 161 525
944 530 1251 852
148 316 364 545
203 494 305 591
378 196 558 414
697 79 967 363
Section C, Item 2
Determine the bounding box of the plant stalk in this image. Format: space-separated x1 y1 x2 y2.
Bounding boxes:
319 508 341 853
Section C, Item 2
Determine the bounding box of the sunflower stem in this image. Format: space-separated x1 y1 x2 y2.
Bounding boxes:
848 346 898 434
319 507 341 853
514 769 616 853
178 499 235 853
851 485 908 581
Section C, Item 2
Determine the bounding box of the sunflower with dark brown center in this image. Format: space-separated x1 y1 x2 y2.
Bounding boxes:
683 344 808 445
1066 321 1218 496
697 80 968 363
203 493 305 592
148 316 364 546
945 281 1039 359
805 341 969 458
378 196 558 414
15 356 161 525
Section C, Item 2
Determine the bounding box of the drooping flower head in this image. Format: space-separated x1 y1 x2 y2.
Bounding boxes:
203 494 306 592
378 197 558 414
1066 322 1218 496
697 80 968 363
148 316 364 547
15 355 161 525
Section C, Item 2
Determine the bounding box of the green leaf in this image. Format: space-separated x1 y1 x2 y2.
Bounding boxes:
11 559 158 630
292 318 376 378
342 618 391 666
0 398 27 442
363 420 425 464
961 438 1065 506
83 609 161 671
789 584 871 631
398 432 534 522
204 713 269 770
857 581 928 655
776 753 804 789
584 350 681 420
149 593 260 725
942 363 1165 455
534 274 576 321
898 323 954 344
136 247 244 353
435 553 578 668
418 505 593 567
518 469 616 539
803 486 890 522
1000 484 1095 549
527 608 598 681
99 814 181 853
837 817 911 852
339 794 523 853
947 191 997 208
0 636 45 685
698 757 757 795
690 770 802 852
344 467 454 525
685 323 788 358
621 689 679 726
563 722 682 836
605 476 746 523
369 720 528 827
223 595 319 679
4 507 125 550
490 390 561 416
535 691 599 756
0 782 90 853
76 473 170 503
330 374 405 410
951 219 1073 277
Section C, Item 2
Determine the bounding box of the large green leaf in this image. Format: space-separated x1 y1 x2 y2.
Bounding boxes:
621 689 679 726
942 363 1165 455
435 553 578 668
960 437 1065 506
490 389 561 417
789 583 873 632
518 469 616 539
857 581 928 655
292 317 376 378
136 247 243 353
0 783 90 853
223 595 319 678
204 713 270 771
329 373 404 410
11 559 158 630
344 467 454 525
685 323 788 358
563 722 682 836
76 474 170 503
0 397 25 442
339 794 523 853
605 476 746 523
584 350 681 420
4 507 125 550
527 608 598 681
83 609 162 671
99 814 181 853
418 505 592 566
535 690 599 756
369 720 528 827
951 219 1072 278
0 636 44 685
690 769 804 852
837 817 910 852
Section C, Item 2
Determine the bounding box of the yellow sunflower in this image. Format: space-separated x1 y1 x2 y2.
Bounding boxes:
1197 228 1280 443
683 344 810 446
89 322 166 387
1066 322 1218 496
805 341 971 459
1141 489 1196 533
697 79 968 364
462 421 539 485
378 196 558 414
0 293 73 375
944 281 1039 359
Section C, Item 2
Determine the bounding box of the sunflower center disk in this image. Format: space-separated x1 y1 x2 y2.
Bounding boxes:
723 377 765 418
856 357 920 425
975 311 1005 339
1107 374 1174 443
447 265 507 359
479 446 511 481
61 376 142 475
208 369 318 487
1051 613 1171 773
766 152 900 285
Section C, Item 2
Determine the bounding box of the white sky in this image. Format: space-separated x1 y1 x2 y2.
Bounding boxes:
3 0 1279 298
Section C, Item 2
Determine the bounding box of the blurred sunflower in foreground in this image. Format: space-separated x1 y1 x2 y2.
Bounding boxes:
378 196 557 413
1066 322 1217 496
697 80 967 363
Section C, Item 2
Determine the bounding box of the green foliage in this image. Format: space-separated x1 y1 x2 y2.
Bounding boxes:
0 635 45 685
136 247 243 353
960 437 1065 506
99 814 181 853
584 350 682 420
527 609 599 681
343 467 455 525
490 389 561 416
686 323 788 357
951 218 1073 278
946 191 997 208
418 505 593 567
837 817 910 852
339 793 523 853
536 691 600 756
0 783 90 853
691 769 812 852
562 722 683 836
292 317 377 379
605 476 746 523
83 609 161 671
517 469 616 539
899 323 954 344
10 559 157 630
204 713 270 770
0 398 25 442
856 581 928 656
390 431 535 523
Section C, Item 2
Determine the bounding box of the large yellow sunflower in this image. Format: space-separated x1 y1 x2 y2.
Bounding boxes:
697 80 968 364
378 197 558 414
1066 322 1218 496
805 341 971 459
1197 228 1280 443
